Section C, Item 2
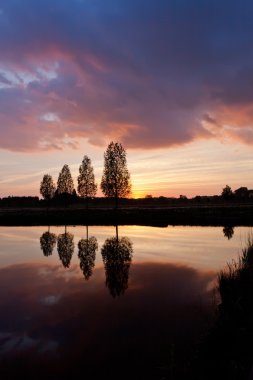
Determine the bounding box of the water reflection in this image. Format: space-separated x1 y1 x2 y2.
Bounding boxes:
223 226 234 240
40 228 57 256
57 226 75 268
78 226 98 280
0 261 214 380
39 225 133 295
101 225 133 297
4 224 251 378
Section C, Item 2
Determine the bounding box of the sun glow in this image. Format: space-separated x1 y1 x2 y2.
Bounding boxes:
131 190 146 199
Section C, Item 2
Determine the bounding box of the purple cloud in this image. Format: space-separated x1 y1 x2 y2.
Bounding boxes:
0 0 253 151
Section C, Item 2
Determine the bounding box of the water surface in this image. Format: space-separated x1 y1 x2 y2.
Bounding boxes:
0 225 250 379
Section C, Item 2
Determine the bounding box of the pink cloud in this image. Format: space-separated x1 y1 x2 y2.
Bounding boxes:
1 0 253 151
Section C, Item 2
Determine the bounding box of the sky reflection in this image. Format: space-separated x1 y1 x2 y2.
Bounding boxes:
0 225 249 378
0 261 214 379
0 225 251 270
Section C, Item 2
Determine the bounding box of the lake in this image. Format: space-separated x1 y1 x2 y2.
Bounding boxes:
0 225 251 379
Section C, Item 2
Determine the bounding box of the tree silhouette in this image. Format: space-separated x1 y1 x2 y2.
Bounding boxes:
78 226 98 280
101 226 133 297
101 142 131 208
57 164 75 195
234 187 249 200
57 228 75 268
77 155 97 208
223 226 234 240
40 174 56 201
221 185 233 200
40 230 57 256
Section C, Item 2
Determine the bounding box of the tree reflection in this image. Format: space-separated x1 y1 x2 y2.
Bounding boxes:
78 226 98 280
223 226 234 240
101 226 133 297
57 227 75 268
40 228 57 257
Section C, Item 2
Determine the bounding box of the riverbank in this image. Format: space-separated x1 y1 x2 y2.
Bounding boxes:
1 204 253 226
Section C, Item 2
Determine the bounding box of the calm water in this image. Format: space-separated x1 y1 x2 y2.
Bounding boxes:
0 225 251 379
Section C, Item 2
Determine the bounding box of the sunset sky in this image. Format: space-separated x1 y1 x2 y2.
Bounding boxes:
1 0 253 198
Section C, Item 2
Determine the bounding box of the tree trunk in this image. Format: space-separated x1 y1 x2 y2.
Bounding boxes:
116 225 119 243
115 175 118 209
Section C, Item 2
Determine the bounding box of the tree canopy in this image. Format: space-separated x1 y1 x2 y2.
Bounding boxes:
101 142 131 206
101 226 133 297
40 231 57 256
57 164 75 195
77 155 97 199
57 231 75 268
221 185 233 200
78 236 98 280
40 174 56 200
223 226 234 240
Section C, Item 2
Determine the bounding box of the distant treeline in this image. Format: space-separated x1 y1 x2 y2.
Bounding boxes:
1 141 252 209
0 196 40 207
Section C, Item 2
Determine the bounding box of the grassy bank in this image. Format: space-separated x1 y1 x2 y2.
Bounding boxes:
194 236 253 379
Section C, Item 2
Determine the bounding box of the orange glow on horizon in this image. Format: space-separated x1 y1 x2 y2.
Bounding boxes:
131 190 146 199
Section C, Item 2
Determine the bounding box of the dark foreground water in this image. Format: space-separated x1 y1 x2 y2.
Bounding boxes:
0 225 250 379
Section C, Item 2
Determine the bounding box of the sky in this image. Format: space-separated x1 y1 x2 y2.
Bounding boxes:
1 0 253 198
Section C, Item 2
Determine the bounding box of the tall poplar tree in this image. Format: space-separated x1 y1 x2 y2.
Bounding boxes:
101 142 131 208
57 164 75 195
77 155 97 208
40 174 56 200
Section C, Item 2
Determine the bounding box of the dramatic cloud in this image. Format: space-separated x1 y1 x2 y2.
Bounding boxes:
1 0 253 151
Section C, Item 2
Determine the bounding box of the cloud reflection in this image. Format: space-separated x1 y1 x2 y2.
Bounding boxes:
0 261 215 378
